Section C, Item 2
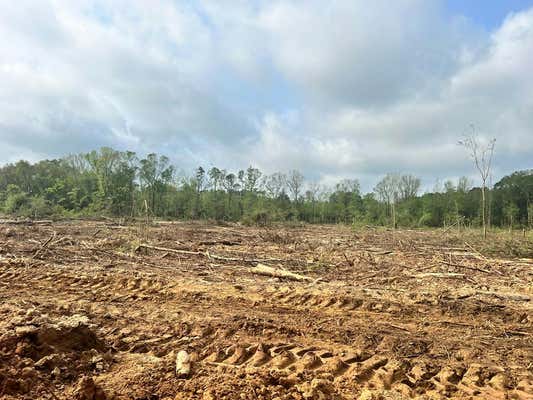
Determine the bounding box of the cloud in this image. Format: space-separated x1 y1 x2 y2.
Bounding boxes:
0 1 532 190
246 4 533 189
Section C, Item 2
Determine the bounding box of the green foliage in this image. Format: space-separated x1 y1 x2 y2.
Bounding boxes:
4 185 30 215
1 149 532 230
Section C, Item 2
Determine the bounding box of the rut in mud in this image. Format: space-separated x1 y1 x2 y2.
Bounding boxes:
0 220 531 399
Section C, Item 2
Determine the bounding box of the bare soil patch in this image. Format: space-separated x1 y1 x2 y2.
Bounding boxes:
0 221 531 399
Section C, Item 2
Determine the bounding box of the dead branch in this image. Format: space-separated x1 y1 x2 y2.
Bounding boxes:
437 260 493 274
249 263 313 282
447 289 530 302
32 232 57 259
464 241 488 261
198 240 241 246
366 247 393 255
475 290 530 302
135 243 290 265
413 272 465 279
135 244 200 256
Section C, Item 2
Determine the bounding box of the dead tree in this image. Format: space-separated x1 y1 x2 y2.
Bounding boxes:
459 125 496 239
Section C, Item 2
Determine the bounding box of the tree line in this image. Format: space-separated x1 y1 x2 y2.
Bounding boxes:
0 147 532 229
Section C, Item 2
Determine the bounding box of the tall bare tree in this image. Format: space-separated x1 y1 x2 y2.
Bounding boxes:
398 174 421 201
263 172 286 198
459 125 496 239
374 173 400 228
286 170 304 202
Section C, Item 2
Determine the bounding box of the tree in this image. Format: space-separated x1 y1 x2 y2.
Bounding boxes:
191 166 206 218
264 173 286 199
109 151 138 216
245 166 262 192
457 176 472 193
286 170 304 202
503 202 519 232
85 147 121 206
459 126 496 239
306 182 322 223
398 174 421 201
493 169 533 228
208 167 223 192
374 173 400 228
329 179 362 224
139 154 174 215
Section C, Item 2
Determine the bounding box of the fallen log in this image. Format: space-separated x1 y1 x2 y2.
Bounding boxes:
446 289 530 302
413 272 465 279
32 232 57 259
135 243 291 265
437 260 494 274
198 240 241 246
135 244 200 256
475 290 530 302
0 219 53 225
250 263 313 282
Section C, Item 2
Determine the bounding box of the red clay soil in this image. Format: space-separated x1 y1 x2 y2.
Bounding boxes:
0 220 531 399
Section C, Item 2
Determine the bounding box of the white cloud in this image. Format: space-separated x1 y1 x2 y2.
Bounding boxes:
0 1 532 190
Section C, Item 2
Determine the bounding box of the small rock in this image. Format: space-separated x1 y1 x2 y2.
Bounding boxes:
35 354 62 369
73 376 106 400
202 390 216 400
15 325 38 335
296 378 334 399
175 350 191 378
21 367 36 379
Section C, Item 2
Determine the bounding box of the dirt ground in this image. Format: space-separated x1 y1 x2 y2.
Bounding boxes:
0 220 531 399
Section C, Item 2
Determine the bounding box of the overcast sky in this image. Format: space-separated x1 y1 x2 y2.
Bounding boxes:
1 0 533 191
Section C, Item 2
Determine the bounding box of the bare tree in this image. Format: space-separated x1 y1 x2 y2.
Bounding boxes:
286 170 304 202
457 176 472 193
459 125 496 239
264 172 286 198
398 174 420 201
306 181 322 223
374 173 400 228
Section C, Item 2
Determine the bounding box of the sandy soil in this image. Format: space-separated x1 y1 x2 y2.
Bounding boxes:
0 220 531 399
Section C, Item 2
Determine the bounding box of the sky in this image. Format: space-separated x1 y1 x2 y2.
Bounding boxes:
1 0 533 191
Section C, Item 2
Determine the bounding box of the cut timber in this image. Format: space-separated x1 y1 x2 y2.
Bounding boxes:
175 350 191 378
413 272 465 279
135 243 289 264
475 290 530 302
250 263 313 282
32 232 57 259
447 289 530 302
437 260 493 274
0 219 53 225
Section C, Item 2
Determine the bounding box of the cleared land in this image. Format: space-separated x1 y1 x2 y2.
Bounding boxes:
0 221 531 399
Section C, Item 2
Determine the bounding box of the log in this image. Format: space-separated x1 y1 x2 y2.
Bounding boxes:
175 350 191 378
250 263 313 282
437 260 493 274
446 289 530 302
475 290 530 302
0 219 53 225
136 243 293 265
413 272 465 279
135 244 201 256
198 240 240 246
32 232 57 258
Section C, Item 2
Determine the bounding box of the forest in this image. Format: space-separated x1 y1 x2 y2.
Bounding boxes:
0 147 532 229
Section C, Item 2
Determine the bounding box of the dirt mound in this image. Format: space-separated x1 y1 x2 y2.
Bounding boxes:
0 312 109 398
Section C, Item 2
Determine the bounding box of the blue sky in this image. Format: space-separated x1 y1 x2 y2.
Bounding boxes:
446 0 533 29
1 0 533 191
